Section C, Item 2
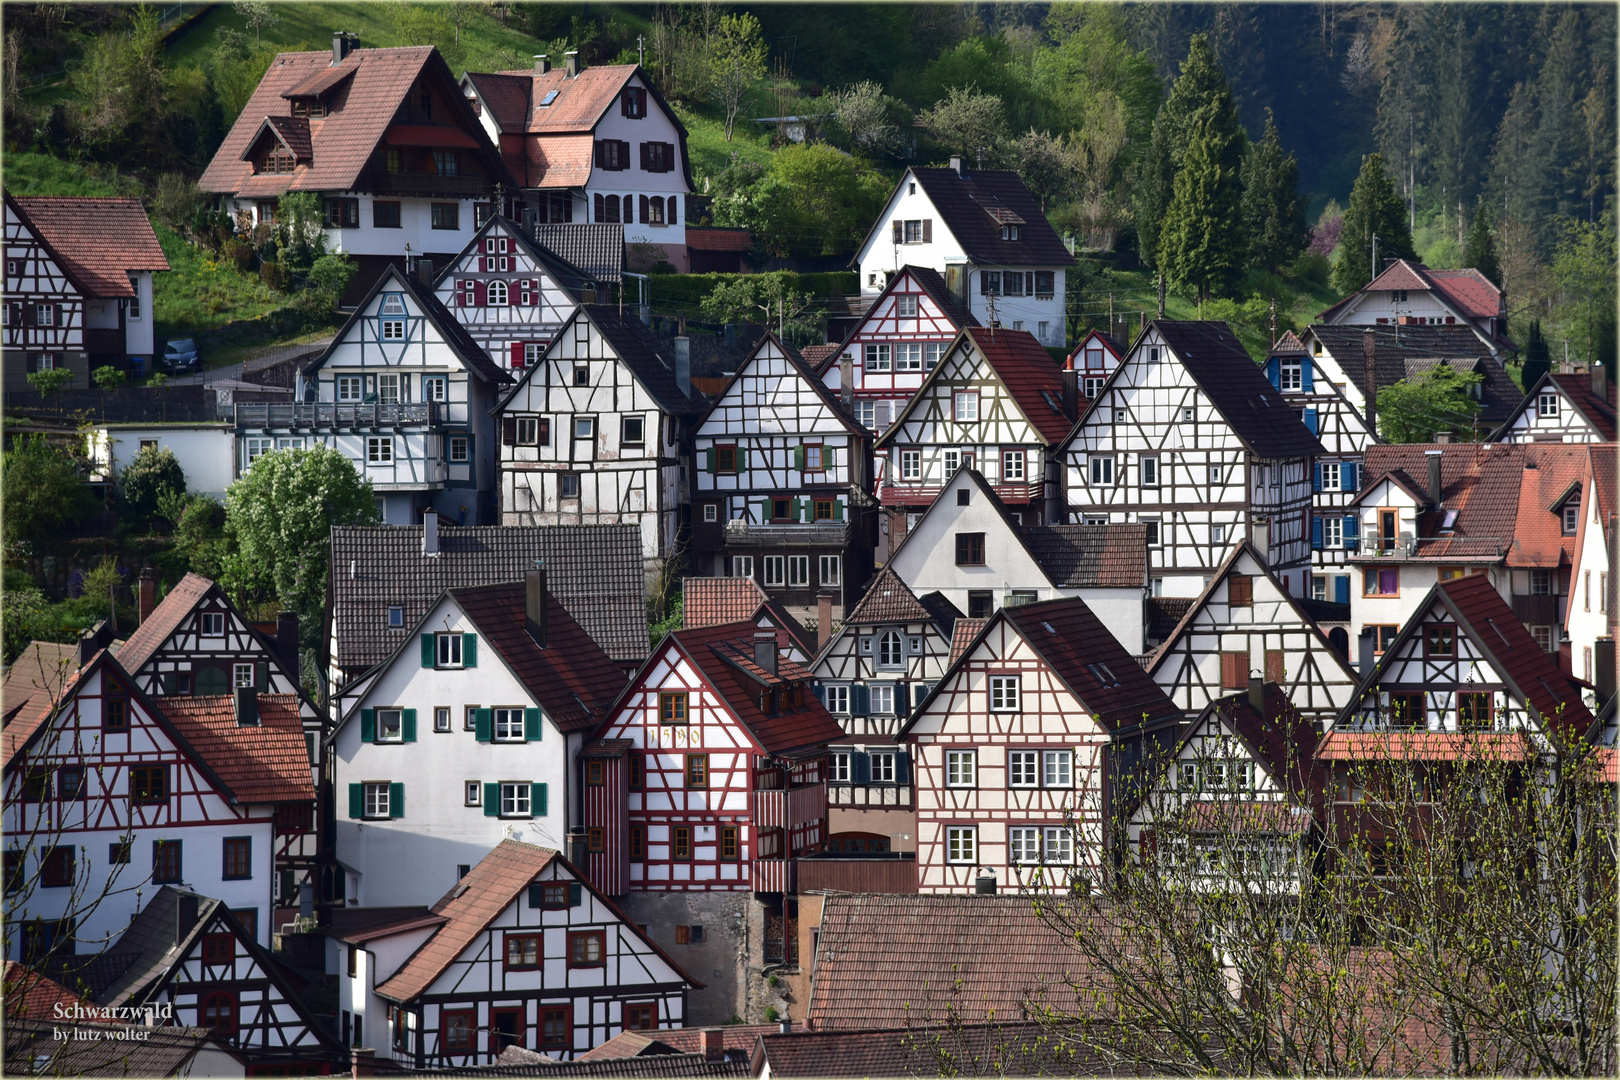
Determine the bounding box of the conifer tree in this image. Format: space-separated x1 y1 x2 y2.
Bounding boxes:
1520 319 1551 390
1240 109 1309 275
1159 106 1245 303
1332 153 1416 295
1462 203 1502 286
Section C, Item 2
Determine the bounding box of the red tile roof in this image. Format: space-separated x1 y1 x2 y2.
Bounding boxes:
949 618 988 664
963 326 1074 443
755 1023 1120 1078
798 344 839 369
462 71 531 130
1545 372 1617 440
682 577 768 629
578 1025 777 1062
1315 731 1532 761
3 641 79 729
113 573 214 675
491 65 640 133
9 196 168 298
1426 267 1504 318
1510 444 1589 568
3 962 102 1022
842 568 933 624
4 652 91 768
685 227 752 253
158 694 314 804
522 133 595 188
450 582 628 733
1269 329 1308 355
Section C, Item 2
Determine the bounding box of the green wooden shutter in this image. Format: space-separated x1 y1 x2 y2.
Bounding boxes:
795 446 805 471
535 782 547 816
389 782 404 819
475 708 493 743
569 882 583 907
524 708 542 741
462 633 478 667
402 709 417 742
360 709 376 743
420 634 435 668
832 498 844 521
527 883 545 908
348 783 362 819
705 447 716 474
484 783 500 816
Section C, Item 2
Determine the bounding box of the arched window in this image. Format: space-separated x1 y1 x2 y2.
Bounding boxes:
487 280 508 306
593 193 605 222
878 630 903 667
666 196 678 225
605 195 621 224
202 992 236 1038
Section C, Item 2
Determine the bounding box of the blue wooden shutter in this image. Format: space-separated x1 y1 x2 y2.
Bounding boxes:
475 708 493 743
420 635 435 668
1302 408 1318 435
1311 517 1323 550
1264 357 1280 389
1343 515 1359 543
1335 576 1351 604
348 784 362 819
569 883 583 906
389 782 404 819
851 683 870 716
812 684 826 704
401 709 417 742
1341 462 1357 492
895 751 911 785
524 708 543 741
853 751 871 783
1301 358 1314 391
535 782 547 816
462 633 478 667
914 683 932 708
527 883 545 907
1313 463 1322 492
484 782 500 816
360 709 376 742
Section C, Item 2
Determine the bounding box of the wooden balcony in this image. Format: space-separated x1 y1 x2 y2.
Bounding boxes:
368 170 490 199
234 401 439 431
721 520 849 548
797 855 917 894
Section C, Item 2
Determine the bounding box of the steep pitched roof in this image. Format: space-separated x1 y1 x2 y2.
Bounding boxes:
493 64 649 134
532 224 624 283
963 326 1073 443
110 573 215 675
158 694 315 803
94 888 227 1004
808 894 1099 1030
815 265 978 375
4 1018 223 1077
328 524 648 672
533 305 703 415
1495 370 1618 441
579 1025 777 1062
1269 329 1308 355
448 583 626 733
696 332 864 437
3 962 97 1021
200 47 513 196
1187 684 1329 806
1426 267 1505 319
3 641 79 728
904 168 1074 266
435 214 598 296
949 618 988 664
843 568 938 625
462 71 532 130
8 195 169 298
1018 523 1147 588
1306 324 1518 426
682 577 769 629
1147 322 1323 459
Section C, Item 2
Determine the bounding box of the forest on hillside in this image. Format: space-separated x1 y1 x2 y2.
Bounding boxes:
3 2 1614 364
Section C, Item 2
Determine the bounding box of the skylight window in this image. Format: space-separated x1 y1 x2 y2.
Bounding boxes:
540 90 559 106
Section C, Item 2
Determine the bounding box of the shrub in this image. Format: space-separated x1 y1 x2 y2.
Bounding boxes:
121 445 186 526
260 259 289 292
153 172 205 234
222 237 254 273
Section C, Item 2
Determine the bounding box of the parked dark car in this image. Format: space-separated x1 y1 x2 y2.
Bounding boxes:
157 339 200 373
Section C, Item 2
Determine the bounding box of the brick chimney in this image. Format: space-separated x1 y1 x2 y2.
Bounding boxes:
1362 330 1378 434
138 567 156 627
350 1048 375 1078
702 1029 724 1062
525 562 548 648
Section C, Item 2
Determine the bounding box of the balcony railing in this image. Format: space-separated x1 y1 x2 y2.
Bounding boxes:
722 520 849 548
368 170 491 199
1352 535 1513 559
234 402 438 430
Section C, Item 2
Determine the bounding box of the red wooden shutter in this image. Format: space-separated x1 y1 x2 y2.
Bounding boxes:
1265 650 1285 683
530 278 540 300
474 280 487 306
455 280 466 306
923 219 933 242
892 221 902 244
1221 652 1245 690
511 342 524 368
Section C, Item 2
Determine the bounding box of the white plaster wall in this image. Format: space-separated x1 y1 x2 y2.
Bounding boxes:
857 176 967 296
591 72 689 246
92 426 237 499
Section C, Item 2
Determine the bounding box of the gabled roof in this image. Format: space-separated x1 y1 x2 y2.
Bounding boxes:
110 573 216 675
1019 523 1148 588
877 328 1071 447
579 1025 777 1062
682 577 769 629
435 214 598 296
501 305 702 415
8 193 169 298
696 332 864 437
3 962 96 1021
901 168 1074 267
305 264 510 385
799 344 840 369
1493 370 1618 441
4 1018 225 1077
1319 259 1505 324
1306 324 1518 424
1269 329 1309 355
532 224 625 284
3 640 79 728
1066 327 1126 368
815 265 979 375
612 621 845 756
374 840 696 1003
842 567 951 629
329 524 648 672
751 599 819 660
254 114 313 160
446 582 626 733
1118 321 1323 459
200 46 514 196
158 694 314 803
1183 684 1328 806
948 617 987 664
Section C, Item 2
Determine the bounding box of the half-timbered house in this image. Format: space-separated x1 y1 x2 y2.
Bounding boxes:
815 266 977 434
341 840 696 1066
1315 259 1512 356
330 571 626 908
3 650 313 956
242 264 512 525
432 214 595 371
3 192 170 390
199 39 518 300
691 334 873 621
852 161 1074 347
461 58 693 270
85 887 342 1071
1491 368 1618 443
494 305 704 579
1061 320 1323 599
886 467 1148 650
1066 328 1125 399
899 597 1182 894
681 577 819 665
1126 683 1326 893
812 569 959 854
1146 543 1361 725
876 326 1077 537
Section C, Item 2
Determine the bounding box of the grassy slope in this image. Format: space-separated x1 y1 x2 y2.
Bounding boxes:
151 225 283 342
1087 267 1344 361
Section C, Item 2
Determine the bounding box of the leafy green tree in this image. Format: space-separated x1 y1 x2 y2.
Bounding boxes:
1158 106 1245 303
171 495 231 580
699 273 819 345
93 365 124 392
70 7 167 151
1376 365 1484 443
917 85 1011 167
223 446 377 647
2 585 49 663
25 368 73 401
1015 129 1072 212
1552 211 1618 373
1 435 94 546
1520 319 1552 390
1240 110 1309 275
709 13 766 141
746 143 889 259
302 252 358 312
120 446 186 526
1462 203 1501 286
233 0 276 47
1332 153 1416 295
830 80 905 158
273 191 329 282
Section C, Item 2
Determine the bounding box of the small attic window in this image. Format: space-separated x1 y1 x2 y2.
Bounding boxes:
1441 510 1459 531
380 293 406 316
540 90 560 106
387 606 404 628
1000 225 1020 241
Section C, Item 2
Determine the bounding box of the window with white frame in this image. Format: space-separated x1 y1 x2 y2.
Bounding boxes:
869 683 894 714
377 374 402 403
1280 360 1302 391
1208 463 1223 485
500 782 531 817
1083 376 1105 398
375 708 403 742
946 826 977 864
1089 456 1114 485
787 555 810 587
1043 750 1072 788
825 685 850 714
35 303 55 327
338 376 363 402
865 344 891 372
819 555 841 586
829 751 850 782
1143 518 1161 547
244 438 272 466
435 707 452 732
1322 516 1343 548
732 555 754 579
1320 463 1341 491
1043 826 1073 864
945 750 977 787
1003 449 1025 482
199 612 225 636
435 632 463 668
925 343 946 369
275 437 304 451
448 436 469 463
1563 501 1580 534
488 280 508 306
870 752 896 782
1211 524 1226 545
362 782 391 819
896 294 918 318
367 437 393 464
878 630 903 667
703 503 718 522
1538 392 1559 417
900 450 921 481
420 375 446 402
990 676 1020 712
1010 827 1040 864
380 318 405 341
1009 750 1038 787
764 556 785 587
232 663 255 689
493 708 524 742
897 343 923 371
1141 456 1158 486
953 392 979 422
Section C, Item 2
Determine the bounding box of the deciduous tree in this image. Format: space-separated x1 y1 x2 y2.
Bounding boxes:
1 435 94 547
1375 364 1483 443
709 13 766 142
917 85 1011 167
120 446 186 527
233 0 276 47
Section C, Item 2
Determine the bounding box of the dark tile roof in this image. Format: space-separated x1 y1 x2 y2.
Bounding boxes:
916 591 965 632
1151 321 1323 459
1145 597 1194 640
532 224 624 283
93 888 226 1005
112 573 216 675
1269 329 1308 355
756 1024 1123 1078
462 71 531 131
908 265 979 329
449 582 627 733
7 194 169 298
1000 599 1181 733
436 215 599 296
528 305 703 416
420 1050 748 1077
328 525 648 672
263 114 313 159
1192 684 1328 808
754 600 818 659
159 694 314 803
843 568 937 625
963 327 1073 443
1501 371 1618 441
682 577 768 628
906 168 1074 267
327 906 439 943
4 1017 221 1077
808 894 1101 1030
799 344 839 369
1018 524 1147 588
1308 324 1517 425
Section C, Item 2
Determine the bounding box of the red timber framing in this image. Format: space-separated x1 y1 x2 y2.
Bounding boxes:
584 621 843 895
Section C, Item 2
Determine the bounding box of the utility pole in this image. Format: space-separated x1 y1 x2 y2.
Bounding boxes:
1269 297 1278 346
637 34 645 66
1409 118 1415 234
1371 234 1379 281
1156 272 1166 318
